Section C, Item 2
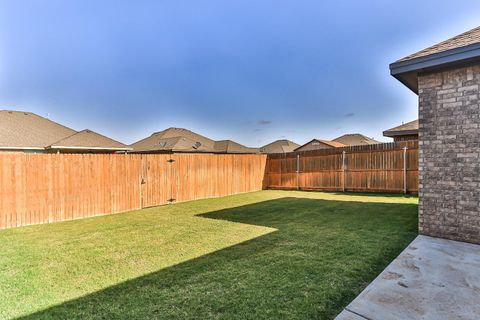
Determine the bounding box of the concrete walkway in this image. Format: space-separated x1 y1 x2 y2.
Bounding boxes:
336 235 480 320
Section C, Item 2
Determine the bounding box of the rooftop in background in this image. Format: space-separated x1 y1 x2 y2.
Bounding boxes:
130 128 215 153
0 110 130 152
0 110 76 150
320 140 348 148
390 26 480 93
333 133 380 146
260 139 300 154
213 140 259 154
383 120 419 138
130 128 258 154
48 129 131 151
294 139 346 152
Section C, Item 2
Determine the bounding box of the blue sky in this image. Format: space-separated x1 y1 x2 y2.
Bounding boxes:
0 1 479 146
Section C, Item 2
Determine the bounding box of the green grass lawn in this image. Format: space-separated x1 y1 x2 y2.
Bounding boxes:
0 190 418 320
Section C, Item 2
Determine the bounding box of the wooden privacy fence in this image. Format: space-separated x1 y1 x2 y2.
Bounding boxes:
264 141 418 194
0 142 419 230
0 153 267 229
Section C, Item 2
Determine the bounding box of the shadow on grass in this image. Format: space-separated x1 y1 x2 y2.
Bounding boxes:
18 198 418 320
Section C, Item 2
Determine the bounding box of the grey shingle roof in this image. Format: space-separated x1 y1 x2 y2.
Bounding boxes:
213 140 259 154
397 26 480 63
49 129 131 151
130 128 258 154
129 128 216 153
0 110 76 149
294 139 346 152
383 120 419 137
333 134 380 146
0 110 129 151
391 26 480 93
260 139 300 154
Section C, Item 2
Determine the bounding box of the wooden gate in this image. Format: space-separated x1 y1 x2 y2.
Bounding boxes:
140 154 173 208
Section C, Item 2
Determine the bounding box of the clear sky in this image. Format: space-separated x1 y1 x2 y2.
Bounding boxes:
0 1 479 146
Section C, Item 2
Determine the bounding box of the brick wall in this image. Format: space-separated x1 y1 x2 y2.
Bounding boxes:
418 64 480 244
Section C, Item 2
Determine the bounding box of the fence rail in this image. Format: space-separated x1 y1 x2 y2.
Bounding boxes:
0 153 267 229
264 141 418 194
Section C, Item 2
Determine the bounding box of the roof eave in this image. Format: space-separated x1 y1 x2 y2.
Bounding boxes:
0 146 45 150
383 129 419 137
390 42 480 94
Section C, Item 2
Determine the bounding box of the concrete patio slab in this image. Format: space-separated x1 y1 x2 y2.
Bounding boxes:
335 309 366 319
336 235 480 320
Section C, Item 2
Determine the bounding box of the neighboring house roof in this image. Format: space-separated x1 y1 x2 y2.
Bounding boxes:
295 139 346 151
130 128 258 154
48 129 131 151
0 110 130 152
0 110 76 150
260 139 300 154
383 120 419 138
213 140 259 154
130 128 216 153
131 136 209 153
316 140 346 148
333 133 380 146
390 26 480 93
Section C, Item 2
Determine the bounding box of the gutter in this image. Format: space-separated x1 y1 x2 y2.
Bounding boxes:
390 42 480 75
383 130 419 137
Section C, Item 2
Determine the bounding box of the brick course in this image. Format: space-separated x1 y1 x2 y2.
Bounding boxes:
418 64 480 244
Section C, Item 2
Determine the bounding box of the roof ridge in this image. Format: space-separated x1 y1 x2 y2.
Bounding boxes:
0 110 34 114
79 129 128 146
1 109 78 134
49 128 128 148
152 127 194 135
48 130 80 147
339 133 362 136
152 127 215 142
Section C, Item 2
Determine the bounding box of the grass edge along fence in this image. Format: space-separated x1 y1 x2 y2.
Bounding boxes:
264 141 418 194
0 153 267 229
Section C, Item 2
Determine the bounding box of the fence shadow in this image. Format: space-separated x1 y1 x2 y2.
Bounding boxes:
18 197 418 320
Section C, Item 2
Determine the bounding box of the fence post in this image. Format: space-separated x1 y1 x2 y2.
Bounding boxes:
403 146 408 194
140 154 145 209
342 151 346 192
296 154 300 190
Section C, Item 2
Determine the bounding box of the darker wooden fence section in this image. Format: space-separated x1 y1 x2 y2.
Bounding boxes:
0 153 267 229
264 141 418 194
